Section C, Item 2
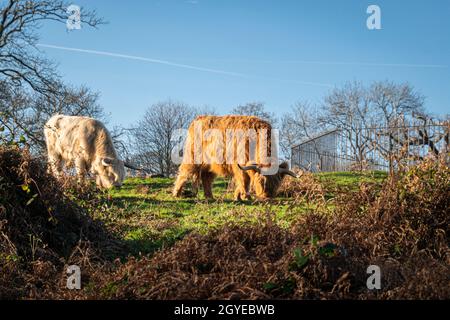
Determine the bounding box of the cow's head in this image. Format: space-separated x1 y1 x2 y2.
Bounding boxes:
93 157 125 189
238 162 298 199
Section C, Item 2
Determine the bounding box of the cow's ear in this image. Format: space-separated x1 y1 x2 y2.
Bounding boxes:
102 158 114 166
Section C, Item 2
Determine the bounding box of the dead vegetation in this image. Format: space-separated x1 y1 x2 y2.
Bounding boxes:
278 170 325 205
0 146 123 299
0 145 448 299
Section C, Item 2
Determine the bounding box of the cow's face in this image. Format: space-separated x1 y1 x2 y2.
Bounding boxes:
239 162 298 199
94 157 125 189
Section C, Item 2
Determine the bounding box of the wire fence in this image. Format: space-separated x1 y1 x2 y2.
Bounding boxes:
291 123 449 172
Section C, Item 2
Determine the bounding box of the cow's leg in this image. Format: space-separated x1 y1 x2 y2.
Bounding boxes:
232 167 251 201
242 172 251 199
173 164 196 197
191 171 200 197
74 158 88 182
48 153 63 177
201 171 216 199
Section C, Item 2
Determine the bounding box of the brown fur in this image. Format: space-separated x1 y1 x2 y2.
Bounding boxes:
173 115 291 200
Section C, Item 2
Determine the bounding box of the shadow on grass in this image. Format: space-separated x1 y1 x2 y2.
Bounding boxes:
123 228 191 257
124 178 174 189
110 195 258 208
110 195 200 207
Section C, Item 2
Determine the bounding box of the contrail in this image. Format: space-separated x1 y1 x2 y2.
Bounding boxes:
279 60 448 69
37 43 246 77
178 58 448 69
36 43 334 87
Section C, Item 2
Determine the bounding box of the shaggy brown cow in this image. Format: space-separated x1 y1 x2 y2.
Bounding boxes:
173 115 297 200
44 115 127 189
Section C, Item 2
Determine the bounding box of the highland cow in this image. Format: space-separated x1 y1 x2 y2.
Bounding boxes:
44 115 131 189
173 115 297 200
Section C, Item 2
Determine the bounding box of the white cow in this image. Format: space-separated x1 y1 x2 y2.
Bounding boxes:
44 115 125 189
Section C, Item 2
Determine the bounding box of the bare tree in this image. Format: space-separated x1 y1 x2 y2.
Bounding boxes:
231 102 277 126
370 81 425 126
280 102 319 160
196 104 217 117
109 125 131 161
0 80 28 144
284 81 429 171
0 0 104 150
319 82 375 170
0 81 105 152
376 113 449 162
369 81 425 170
0 0 103 95
130 100 197 177
279 114 300 160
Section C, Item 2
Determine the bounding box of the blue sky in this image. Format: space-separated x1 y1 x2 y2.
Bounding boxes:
38 0 450 128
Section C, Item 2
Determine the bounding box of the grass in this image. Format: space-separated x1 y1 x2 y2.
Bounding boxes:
317 170 387 189
103 171 387 256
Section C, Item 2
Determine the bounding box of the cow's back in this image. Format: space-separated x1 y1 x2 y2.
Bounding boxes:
191 115 271 132
44 115 115 164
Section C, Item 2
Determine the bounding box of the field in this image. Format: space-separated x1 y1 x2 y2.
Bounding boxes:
104 172 387 256
1 146 448 299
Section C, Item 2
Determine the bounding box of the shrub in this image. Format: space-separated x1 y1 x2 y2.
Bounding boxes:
0 146 121 299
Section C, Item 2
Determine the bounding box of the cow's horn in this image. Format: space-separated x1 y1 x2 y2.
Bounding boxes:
124 162 146 171
279 167 300 178
238 163 261 173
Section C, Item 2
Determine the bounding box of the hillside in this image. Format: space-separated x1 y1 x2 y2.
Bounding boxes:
105 171 387 256
2 147 448 299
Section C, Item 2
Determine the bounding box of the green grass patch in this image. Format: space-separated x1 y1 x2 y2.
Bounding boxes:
103 171 386 256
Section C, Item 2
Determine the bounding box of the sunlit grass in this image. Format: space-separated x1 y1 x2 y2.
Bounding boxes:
103 172 387 255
